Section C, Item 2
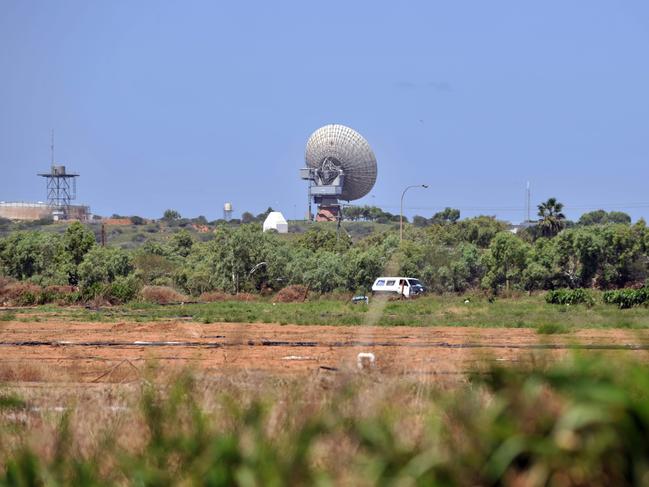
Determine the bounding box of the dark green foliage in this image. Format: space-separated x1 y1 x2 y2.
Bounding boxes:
63 222 96 283
412 215 428 227
170 229 194 257
162 209 181 221
427 215 507 248
343 205 401 223
0 207 648 302
297 226 351 253
410 207 461 227
537 197 567 237
579 210 632 226
241 211 255 224
481 232 531 292
63 222 95 266
105 275 140 304
0 232 71 284
78 246 134 296
603 287 649 309
546 288 595 306
431 206 461 224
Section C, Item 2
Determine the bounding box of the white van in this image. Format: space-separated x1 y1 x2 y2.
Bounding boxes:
371 277 426 298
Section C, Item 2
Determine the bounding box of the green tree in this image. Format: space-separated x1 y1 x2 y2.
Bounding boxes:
241 212 255 224
343 247 388 291
178 225 281 294
78 247 134 289
537 198 566 237
62 222 96 284
427 216 506 248
343 206 363 221
522 237 559 290
608 211 632 224
412 215 429 227
578 210 631 226
256 207 274 222
170 230 194 258
481 232 531 292
302 251 347 292
134 252 178 286
162 209 181 221
297 227 352 253
431 207 460 224
63 222 96 266
0 232 70 284
578 210 608 226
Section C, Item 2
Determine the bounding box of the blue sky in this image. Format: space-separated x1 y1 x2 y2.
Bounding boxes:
1 1 648 222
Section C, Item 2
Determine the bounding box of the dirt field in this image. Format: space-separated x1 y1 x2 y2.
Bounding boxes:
2 317 649 384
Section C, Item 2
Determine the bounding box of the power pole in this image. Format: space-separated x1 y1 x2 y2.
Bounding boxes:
526 181 531 223
50 129 55 168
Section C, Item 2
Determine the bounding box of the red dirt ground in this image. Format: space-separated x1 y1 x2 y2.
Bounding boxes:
2 319 648 383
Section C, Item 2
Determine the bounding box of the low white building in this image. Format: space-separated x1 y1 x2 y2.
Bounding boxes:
263 211 288 233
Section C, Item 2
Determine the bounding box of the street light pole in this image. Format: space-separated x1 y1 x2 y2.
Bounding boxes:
400 184 429 244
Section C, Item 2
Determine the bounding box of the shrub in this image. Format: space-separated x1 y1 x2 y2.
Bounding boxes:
0 282 80 306
545 288 595 306
105 275 139 304
273 285 309 303
536 323 569 334
0 275 15 290
0 282 42 306
42 285 78 305
5 356 649 484
603 287 649 309
78 246 133 289
140 285 186 304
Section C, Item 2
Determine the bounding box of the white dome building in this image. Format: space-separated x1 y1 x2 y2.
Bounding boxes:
263 211 288 233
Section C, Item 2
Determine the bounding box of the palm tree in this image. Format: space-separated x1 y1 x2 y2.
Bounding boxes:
537 197 566 237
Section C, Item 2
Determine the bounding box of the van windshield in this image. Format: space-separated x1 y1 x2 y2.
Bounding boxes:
408 279 422 286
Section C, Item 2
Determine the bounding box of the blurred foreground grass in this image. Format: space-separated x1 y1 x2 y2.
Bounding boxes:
7 293 649 330
2 354 649 485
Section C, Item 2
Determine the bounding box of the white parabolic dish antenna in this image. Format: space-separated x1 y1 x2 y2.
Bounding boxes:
304 124 377 201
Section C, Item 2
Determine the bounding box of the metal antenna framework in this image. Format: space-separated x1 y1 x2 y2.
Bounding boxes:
38 132 79 216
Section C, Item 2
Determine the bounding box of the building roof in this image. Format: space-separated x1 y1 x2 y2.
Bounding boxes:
263 211 288 232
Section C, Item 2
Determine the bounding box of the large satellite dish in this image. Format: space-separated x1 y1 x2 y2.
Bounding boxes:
300 124 377 221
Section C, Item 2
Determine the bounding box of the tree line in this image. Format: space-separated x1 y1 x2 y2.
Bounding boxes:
0 199 647 302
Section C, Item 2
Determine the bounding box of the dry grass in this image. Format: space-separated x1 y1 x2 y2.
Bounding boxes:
139 286 187 304
0 282 42 306
273 285 309 303
0 280 77 306
2 355 649 484
0 370 433 467
0 362 50 382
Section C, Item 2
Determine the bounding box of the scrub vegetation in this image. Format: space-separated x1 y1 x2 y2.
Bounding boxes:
4 293 649 330
1 201 649 320
3 355 649 485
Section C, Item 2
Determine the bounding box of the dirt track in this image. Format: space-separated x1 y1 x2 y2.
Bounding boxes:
2 318 649 383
